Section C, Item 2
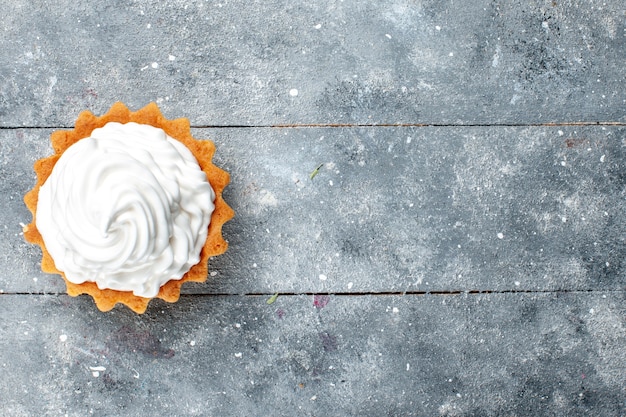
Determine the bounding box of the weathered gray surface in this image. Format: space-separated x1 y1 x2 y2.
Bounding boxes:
1 0 625 126
1 0 625 416
3 126 624 294
0 293 624 417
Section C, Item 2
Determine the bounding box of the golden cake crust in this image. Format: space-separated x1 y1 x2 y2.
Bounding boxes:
23 102 234 313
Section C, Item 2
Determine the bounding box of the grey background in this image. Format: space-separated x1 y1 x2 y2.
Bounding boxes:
0 0 624 416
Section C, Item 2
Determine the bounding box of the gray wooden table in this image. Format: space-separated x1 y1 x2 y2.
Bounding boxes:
1 1 624 416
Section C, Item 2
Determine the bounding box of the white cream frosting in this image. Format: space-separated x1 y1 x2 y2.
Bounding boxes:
36 122 215 298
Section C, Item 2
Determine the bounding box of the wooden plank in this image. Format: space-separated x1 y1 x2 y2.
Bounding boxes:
0 0 624 126
2 126 624 294
0 292 623 416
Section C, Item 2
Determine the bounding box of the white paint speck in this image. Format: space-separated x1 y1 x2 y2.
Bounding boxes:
33 277 38 282
558 130 564 136
600 154 606 163
146 23 151 29
435 25 441 31
89 366 106 378
234 352 243 358
589 308 594 314
59 334 67 342
491 55 499 67
310 395 317 401
151 62 158 69
491 45 500 67
210 271 218 277
514 281 521 286
392 307 399 314
235 323 241 328
190 340 196 346
561 161 567 166
314 24 322 29
542 21 549 29
259 189 278 206
406 137 412 144
252 263 257 268
347 282 353 289
385 34 392 39
19 222 26 229
406 363 410 371
289 88 298 97
497 233 504 239
561 216 567 223
329 180 333 186
168 54 176 61
449 52 454 56
319 274 327 281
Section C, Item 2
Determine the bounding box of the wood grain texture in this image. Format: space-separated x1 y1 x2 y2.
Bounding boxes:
0 0 624 126
0 0 624 415
0 292 623 416
3 126 624 294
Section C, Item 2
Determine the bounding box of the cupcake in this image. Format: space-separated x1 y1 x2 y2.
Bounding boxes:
23 102 234 313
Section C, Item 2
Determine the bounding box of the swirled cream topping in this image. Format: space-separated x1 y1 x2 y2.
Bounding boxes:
36 122 215 298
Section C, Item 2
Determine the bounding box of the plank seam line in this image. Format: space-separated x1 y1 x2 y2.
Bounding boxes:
2 289 624 296
1 121 625 130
